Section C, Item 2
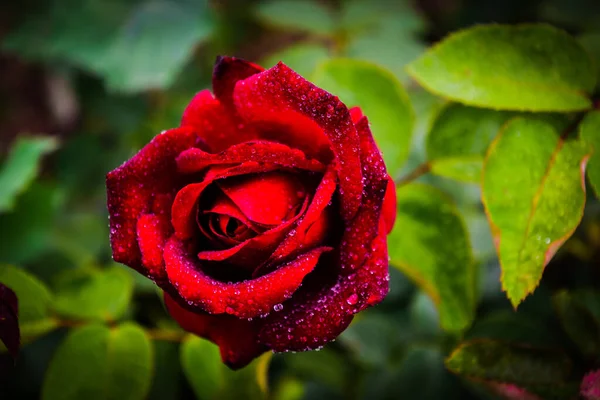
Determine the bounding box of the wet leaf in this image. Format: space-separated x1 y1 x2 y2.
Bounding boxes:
407 24 596 111
482 117 589 307
312 59 414 176
388 183 476 332
426 104 514 183
42 323 153 400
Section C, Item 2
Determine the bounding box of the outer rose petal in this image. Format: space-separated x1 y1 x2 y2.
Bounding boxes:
233 62 363 220
257 116 391 352
258 220 389 352
181 90 257 153
164 238 331 318
164 293 267 370
176 141 325 175
107 126 201 279
338 116 388 272
212 56 264 110
136 214 172 280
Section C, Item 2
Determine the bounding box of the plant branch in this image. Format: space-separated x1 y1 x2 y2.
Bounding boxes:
395 162 431 187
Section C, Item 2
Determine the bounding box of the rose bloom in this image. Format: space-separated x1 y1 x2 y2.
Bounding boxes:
107 56 396 369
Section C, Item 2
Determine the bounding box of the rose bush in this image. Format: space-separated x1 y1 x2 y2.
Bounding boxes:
106 56 396 369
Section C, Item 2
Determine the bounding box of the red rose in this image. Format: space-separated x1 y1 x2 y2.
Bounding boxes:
107 56 396 369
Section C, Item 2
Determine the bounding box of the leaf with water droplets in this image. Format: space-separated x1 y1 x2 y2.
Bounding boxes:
407 24 596 111
426 104 515 183
312 59 415 177
388 183 476 332
482 117 589 308
580 110 600 199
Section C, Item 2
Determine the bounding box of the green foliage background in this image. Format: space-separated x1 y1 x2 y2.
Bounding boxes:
1 0 600 399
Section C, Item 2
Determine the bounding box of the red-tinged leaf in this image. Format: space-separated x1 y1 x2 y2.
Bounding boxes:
482 117 589 307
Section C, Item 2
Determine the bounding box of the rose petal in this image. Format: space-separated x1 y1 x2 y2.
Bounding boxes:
349 106 364 124
180 90 257 153
212 56 265 110
176 141 325 175
197 195 310 272
0 284 19 358
261 166 337 270
136 214 172 281
382 176 397 234
164 292 267 370
218 171 305 226
339 115 388 272
107 126 201 276
165 238 331 319
233 62 363 220
258 220 389 352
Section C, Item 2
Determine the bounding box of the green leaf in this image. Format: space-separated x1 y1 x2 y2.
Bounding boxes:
388 183 476 332
261 43 330 78
0 183 64 264
579 33 600 91
180 335 271 399
342 0 426 82
99 0 215 92
53 267 133 322
0 265 57 343
42 323 153 400
407 24 596 111
0 136 58 212
426 104 514 182
312 59 414 176
2 0 214 92
446 340 574 398
255 0 336 36
482 117 589 307
580 110 600 198
553 289 600 360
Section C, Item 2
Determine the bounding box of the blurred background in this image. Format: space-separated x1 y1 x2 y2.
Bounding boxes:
1 0 600 399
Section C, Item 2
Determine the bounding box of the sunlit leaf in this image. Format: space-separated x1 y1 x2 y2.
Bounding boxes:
482 117 589 307
42 323 153 400
580 110 600 198
312 59 414 176
180 335 270 399
255 0 336 36
389 183 476 332
53 267 133 322
407 24 596 111
0 136 58 212
0 265 57 344
426 104 514 182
